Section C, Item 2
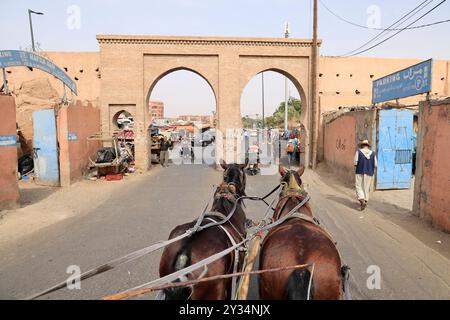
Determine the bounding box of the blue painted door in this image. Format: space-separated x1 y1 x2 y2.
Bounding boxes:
376 109 413 189
33 109 59 186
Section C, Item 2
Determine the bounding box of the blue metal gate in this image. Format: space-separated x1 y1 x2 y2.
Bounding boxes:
32 109 60 186
376 109 414 189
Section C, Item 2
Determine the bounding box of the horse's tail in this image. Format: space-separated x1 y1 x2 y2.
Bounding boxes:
163 249 193 300
286 268 314 300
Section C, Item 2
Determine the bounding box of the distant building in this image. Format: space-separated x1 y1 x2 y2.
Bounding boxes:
177 114 214 125
149 101 164 119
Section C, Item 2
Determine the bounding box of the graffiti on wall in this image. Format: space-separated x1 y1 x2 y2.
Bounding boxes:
336 138 346 151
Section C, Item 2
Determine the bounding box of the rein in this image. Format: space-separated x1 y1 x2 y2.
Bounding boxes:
26 183 284 300
106 192 310 299
273 192 311 221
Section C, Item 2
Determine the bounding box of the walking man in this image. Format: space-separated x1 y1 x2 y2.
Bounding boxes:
286 133 298 167
160 137 172 167
354 139 377 210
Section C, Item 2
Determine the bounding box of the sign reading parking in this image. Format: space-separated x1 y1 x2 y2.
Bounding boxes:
0 50 77 95
372 59 432 104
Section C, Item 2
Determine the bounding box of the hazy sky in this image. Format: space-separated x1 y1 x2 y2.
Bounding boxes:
1 0 449 117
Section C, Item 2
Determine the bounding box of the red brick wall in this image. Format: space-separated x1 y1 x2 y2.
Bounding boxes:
58 101 100 186
414 99 450 232
0 95 19 210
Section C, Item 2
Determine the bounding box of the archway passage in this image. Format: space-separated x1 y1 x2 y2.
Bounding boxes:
241 69 308 167
147 69 217 166
241 70 304 129
112 110 133 130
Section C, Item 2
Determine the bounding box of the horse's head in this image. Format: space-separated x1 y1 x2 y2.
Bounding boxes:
220 159 248 197
279 165 305 195
212 182 247 226
213 183 238 204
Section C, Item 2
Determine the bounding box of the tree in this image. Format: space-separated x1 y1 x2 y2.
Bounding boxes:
267 98 302 128
242 98 302 129
242 116 258 129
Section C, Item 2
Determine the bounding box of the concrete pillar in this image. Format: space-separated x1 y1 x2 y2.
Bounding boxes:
217 52 243 165
135 51 150 171
0 95 19 210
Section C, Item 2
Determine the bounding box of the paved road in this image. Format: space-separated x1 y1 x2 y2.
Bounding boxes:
0 160 448 299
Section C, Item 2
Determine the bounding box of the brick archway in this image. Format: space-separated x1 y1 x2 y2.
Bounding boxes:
145 66 218 114
240 67 310 164
97 35 317 169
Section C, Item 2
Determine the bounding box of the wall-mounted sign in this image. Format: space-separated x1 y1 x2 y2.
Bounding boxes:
0 134 17 147
0 50 77 95
68 133 78 141
372 59 432 104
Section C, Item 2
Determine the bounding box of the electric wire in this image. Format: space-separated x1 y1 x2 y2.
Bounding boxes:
343 0 447 57
319 0 450 31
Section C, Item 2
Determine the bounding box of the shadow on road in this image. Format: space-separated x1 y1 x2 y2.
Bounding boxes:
326 195 359 211
19 183 58 208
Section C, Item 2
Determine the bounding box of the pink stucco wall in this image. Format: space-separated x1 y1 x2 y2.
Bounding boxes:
58 101 100 186
323 115 357 183
414 99 450 233
0 95 19 210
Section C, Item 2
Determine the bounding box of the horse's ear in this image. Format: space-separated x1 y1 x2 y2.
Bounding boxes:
279 165 287 177
240 157 249 169
220 159 228 170
297 165 305 177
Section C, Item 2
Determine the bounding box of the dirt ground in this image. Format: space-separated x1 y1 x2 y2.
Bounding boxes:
0 172 154 248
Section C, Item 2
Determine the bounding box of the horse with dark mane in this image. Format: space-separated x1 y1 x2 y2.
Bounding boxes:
220 160 248 197
159 160 248 300
259 165 343 300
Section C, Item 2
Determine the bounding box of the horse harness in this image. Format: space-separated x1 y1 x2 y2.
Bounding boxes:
270 191 336 245
205 186 247 299
223 166 247 197
274 192 320 226
200 212 245 299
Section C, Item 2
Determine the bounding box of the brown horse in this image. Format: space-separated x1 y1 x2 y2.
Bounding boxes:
159 161 248 300
259 166 343 300
220 160 248 197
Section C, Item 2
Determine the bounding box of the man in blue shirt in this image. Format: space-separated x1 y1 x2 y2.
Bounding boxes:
354 140 377 211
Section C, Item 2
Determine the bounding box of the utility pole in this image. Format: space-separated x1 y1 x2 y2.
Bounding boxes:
28 9 44 52
284 22 290 135
311 0 319 169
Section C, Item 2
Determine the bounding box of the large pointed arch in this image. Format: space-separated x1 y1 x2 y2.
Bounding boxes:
145 66 218 107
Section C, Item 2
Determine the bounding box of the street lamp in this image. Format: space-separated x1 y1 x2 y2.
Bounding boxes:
284 22 290 134
28 9 44 52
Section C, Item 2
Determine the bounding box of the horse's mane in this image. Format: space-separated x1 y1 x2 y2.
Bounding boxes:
212 195 246 223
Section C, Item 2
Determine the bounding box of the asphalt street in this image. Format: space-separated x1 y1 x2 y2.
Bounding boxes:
0 157 448 300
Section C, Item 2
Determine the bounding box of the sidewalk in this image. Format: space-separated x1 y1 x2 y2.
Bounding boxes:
314 163 449 260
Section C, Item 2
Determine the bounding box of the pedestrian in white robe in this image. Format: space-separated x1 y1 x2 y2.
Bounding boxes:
354 140 377 210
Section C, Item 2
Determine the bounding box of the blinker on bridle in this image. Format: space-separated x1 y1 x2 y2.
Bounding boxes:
214 183 238 201
280 173 305 196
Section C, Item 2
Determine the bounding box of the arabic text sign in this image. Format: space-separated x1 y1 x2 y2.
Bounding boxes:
0 50 77 95
372 59 432 104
